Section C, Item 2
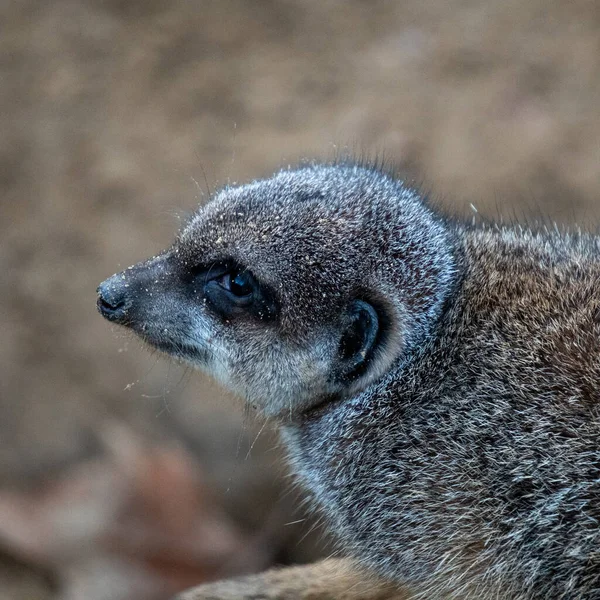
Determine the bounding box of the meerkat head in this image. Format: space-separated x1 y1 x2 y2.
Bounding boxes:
97 164 457 418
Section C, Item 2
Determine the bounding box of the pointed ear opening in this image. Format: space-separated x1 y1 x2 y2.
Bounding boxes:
337 299 380 381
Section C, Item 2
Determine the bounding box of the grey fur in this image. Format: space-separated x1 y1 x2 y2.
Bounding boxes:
98 163 600 599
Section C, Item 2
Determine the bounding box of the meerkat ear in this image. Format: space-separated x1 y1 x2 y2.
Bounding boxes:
337 299 380 381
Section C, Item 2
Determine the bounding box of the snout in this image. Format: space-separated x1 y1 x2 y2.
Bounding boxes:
97 274 131 323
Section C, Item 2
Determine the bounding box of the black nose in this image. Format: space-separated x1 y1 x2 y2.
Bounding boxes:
97 275 131 323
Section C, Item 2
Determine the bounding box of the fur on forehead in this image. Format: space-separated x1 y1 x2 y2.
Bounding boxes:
177 163 456 331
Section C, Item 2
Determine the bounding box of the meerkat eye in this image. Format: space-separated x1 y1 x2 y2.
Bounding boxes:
218 271 254 297
201 264 277 320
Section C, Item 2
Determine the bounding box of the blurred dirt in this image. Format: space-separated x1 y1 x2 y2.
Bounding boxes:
1 0 600 598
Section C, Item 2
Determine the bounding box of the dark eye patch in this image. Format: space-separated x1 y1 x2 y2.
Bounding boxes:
185 260 278 323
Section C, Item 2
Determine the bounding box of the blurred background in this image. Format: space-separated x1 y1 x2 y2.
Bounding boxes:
1 0 600 598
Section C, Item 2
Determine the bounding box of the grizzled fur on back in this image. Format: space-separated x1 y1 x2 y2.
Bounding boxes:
98 162 600 599
286 224 600 598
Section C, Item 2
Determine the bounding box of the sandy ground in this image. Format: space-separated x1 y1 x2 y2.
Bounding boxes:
1 0 600 598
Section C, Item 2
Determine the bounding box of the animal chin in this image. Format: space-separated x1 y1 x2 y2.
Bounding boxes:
141 333 207 363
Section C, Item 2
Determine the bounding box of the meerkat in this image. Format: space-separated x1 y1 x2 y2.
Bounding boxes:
98 163 600 599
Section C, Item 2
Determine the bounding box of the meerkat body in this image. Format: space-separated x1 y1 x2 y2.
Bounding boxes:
98 164 600 599
286 226 600 598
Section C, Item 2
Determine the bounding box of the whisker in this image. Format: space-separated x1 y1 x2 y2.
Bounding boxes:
245 416 268 461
